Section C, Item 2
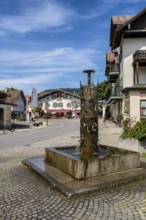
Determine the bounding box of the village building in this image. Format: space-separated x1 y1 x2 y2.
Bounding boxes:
38 89 81 118
0 91 12 126
105 8 146 122
6 89 26 120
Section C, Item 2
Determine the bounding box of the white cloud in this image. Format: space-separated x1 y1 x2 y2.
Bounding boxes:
0 0 145 36
0 47 99 92
0 72 66 93
0 73 63 85
82 0 145 19
0 1 74 34
0 47 97 70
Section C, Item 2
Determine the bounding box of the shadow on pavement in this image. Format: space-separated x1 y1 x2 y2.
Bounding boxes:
13 122 31 129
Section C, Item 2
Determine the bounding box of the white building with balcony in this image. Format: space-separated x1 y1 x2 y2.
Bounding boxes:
38 89 81 117
105 8 146 122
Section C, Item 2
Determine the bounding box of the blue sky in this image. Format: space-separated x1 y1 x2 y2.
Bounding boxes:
0 0 146 94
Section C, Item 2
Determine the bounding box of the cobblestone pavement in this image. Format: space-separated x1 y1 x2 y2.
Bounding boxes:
1 120 146 220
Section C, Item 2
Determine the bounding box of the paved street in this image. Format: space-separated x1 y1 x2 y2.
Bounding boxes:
0 119 80 151
0 119 146 220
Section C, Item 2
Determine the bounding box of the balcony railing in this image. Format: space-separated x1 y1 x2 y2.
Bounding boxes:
108 63 119 83
109 63 119 72
133 50 146 64
106 86 123 102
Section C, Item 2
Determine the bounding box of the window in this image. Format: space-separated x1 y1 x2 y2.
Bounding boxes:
67 103 71 108
119 45 123 63
58 102 63 108
53 102 58 108
140 100 146 119
57 97 62 101
46 103 50 107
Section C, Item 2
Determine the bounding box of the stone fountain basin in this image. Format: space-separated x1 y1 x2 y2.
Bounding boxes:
45 145 140 179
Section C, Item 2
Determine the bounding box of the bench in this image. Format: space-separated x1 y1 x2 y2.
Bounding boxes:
33 122 43 126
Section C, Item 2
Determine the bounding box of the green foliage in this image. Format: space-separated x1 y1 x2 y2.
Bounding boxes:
43 113 51 119
6 87 17 91
35 115 40 119
10 87 17 90
34 106 42 113
116 114 123 122
121 120 146 141
97 80 108 100
104 85 112 100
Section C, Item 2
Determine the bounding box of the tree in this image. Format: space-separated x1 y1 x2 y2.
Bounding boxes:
10 87 17 90
97 81 110 100
6 87 17 91
34 106 42 114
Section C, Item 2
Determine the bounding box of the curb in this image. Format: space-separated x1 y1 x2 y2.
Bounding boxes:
0 124 48 135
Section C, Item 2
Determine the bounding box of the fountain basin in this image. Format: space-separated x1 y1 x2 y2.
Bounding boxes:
45 145 140 179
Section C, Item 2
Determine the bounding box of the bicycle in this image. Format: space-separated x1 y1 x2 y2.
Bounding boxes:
4 123 15 132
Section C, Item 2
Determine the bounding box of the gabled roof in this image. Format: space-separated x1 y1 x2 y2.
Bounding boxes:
119 7 146 31
112 15 134 25
38 89 80 99
110 8 146 49
106 52 115 63
6 90 26 105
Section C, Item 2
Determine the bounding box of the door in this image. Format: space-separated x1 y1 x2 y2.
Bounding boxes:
0 108 4 125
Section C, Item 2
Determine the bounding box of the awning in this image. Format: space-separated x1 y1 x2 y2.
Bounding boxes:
75 110 80 113
48 109 71 114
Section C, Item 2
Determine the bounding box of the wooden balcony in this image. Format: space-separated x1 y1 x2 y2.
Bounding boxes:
133 50 146 65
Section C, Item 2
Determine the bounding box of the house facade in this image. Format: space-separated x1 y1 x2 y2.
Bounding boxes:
105 8 146 122
38 89 81 117
0 91 12 126
6 89 26 119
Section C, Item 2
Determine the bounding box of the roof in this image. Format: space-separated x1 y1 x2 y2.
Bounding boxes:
38 89 81 99
112 15 134 25
110 8 146 49
119 7 146 31
106 52 115 63
6 90 26 105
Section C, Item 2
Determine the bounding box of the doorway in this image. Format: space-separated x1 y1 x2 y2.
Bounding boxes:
0 108 4 125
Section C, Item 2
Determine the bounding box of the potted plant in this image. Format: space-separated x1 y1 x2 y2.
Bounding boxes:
116 114 123 127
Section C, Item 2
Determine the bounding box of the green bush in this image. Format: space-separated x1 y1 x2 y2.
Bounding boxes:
121 120 146 141
116 114 123 123
43 113 51 119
